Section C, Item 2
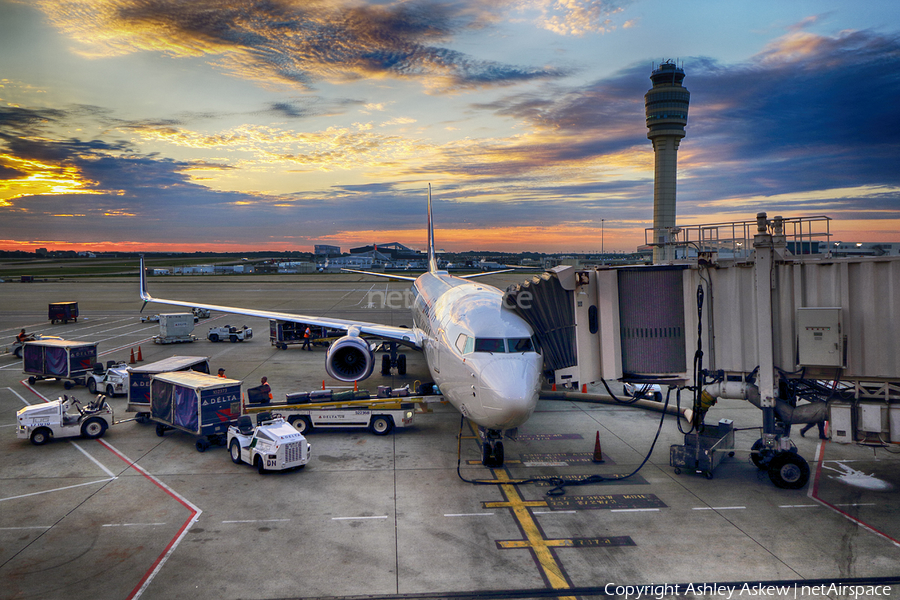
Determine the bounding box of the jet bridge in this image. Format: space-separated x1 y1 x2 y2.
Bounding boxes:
505 213 900 488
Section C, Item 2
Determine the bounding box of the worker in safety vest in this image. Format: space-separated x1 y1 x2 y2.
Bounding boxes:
259 376 273 401
301 326 312 351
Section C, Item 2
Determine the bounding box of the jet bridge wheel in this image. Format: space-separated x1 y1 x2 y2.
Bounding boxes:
768 452 810 489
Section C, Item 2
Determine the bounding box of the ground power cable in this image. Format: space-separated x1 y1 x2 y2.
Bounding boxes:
455 393 671 496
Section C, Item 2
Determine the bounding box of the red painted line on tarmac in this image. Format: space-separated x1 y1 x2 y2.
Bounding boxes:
98 439 202 600
19 380 203 596
809 440 900 549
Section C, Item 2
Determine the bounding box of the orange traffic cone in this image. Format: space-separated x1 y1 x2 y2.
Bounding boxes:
354 380 358 392
592 431 605 463
322 380 326 390
129 348 136 364
551 383 556 391
582 383 588 393
137 346 143 361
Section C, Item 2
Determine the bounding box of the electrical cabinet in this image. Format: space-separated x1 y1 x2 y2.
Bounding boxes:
797 307 842 367
829 402 853 444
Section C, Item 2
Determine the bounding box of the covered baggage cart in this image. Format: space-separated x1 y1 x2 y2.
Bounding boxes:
49 302 79 324
150 371 241 451
269 319 338 350
127 356 210 419
23 339 98 389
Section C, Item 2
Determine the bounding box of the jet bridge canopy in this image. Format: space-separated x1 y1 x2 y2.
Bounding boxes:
504 268 576 373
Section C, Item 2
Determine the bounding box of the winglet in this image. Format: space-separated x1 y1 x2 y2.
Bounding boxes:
139 255 152 311
427 183 438 273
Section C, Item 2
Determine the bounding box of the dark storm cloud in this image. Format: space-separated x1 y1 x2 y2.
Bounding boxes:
45 0 566 91
0 106 68 134
1 133 132 164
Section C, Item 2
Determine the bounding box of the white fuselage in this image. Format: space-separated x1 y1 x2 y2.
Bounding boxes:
411 271 542 431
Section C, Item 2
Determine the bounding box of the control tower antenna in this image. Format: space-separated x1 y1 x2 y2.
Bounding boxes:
645 59 690 263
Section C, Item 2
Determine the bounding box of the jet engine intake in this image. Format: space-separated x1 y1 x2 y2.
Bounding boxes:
325 335 375 382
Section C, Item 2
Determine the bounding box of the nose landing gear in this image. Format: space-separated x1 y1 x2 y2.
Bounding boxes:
480 428 505 467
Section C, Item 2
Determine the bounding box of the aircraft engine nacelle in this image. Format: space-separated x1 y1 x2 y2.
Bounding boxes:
325 335 375 382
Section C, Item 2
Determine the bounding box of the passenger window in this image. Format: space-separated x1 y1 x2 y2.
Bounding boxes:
508 337 533 352
474 338 505 353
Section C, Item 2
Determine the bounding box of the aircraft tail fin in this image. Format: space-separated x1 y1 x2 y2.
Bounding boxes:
427 183 438 273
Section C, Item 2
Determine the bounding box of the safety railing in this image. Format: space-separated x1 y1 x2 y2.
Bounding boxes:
645 215 832 259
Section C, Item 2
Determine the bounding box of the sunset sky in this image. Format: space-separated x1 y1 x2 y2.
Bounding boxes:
1 0 898 254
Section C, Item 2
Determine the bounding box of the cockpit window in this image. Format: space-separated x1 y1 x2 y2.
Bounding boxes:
474 338 505 353
508 337 533 352
460 337 538 354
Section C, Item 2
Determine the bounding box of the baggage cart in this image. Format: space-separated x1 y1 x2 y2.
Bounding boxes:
150 371 241 451
49 301 79 324
23 339 98 389
127 356 210 420
153 313 196 344
269 320 337 349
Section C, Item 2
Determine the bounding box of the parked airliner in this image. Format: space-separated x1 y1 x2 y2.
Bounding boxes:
139 185 543 466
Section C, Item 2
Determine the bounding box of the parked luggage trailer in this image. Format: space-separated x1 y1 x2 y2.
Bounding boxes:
48 302 78 324
153 313 196 344
150 371 241 451
23 339 98 389
127 356 210 420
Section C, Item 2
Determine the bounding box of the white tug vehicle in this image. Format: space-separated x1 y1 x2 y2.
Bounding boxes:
17 395 113 445
227 413 310 473
207 325 252 343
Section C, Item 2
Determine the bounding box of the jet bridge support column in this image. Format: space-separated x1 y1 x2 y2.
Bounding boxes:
750 214 810 488
754 212 777 434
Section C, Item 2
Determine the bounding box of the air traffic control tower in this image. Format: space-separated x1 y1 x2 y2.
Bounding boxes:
645 60 690 263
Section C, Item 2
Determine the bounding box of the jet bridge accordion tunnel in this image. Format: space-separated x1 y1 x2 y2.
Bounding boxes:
504 254 900 447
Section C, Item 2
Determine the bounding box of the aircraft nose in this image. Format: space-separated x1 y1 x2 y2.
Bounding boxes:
477 357 541 429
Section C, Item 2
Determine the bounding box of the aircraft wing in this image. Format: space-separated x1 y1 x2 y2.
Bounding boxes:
139 257 422 349
341 269 418 282
459 269 514 279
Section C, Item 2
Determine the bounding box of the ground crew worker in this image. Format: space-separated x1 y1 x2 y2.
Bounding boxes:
218 368 226 378
16 328 29 343
259 376 272 401
302 326 312 350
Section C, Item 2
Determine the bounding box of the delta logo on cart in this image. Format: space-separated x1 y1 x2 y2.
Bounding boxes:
201 391 241 423
70 346 97 371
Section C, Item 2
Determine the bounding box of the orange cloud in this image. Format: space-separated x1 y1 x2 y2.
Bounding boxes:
0 153 103 203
